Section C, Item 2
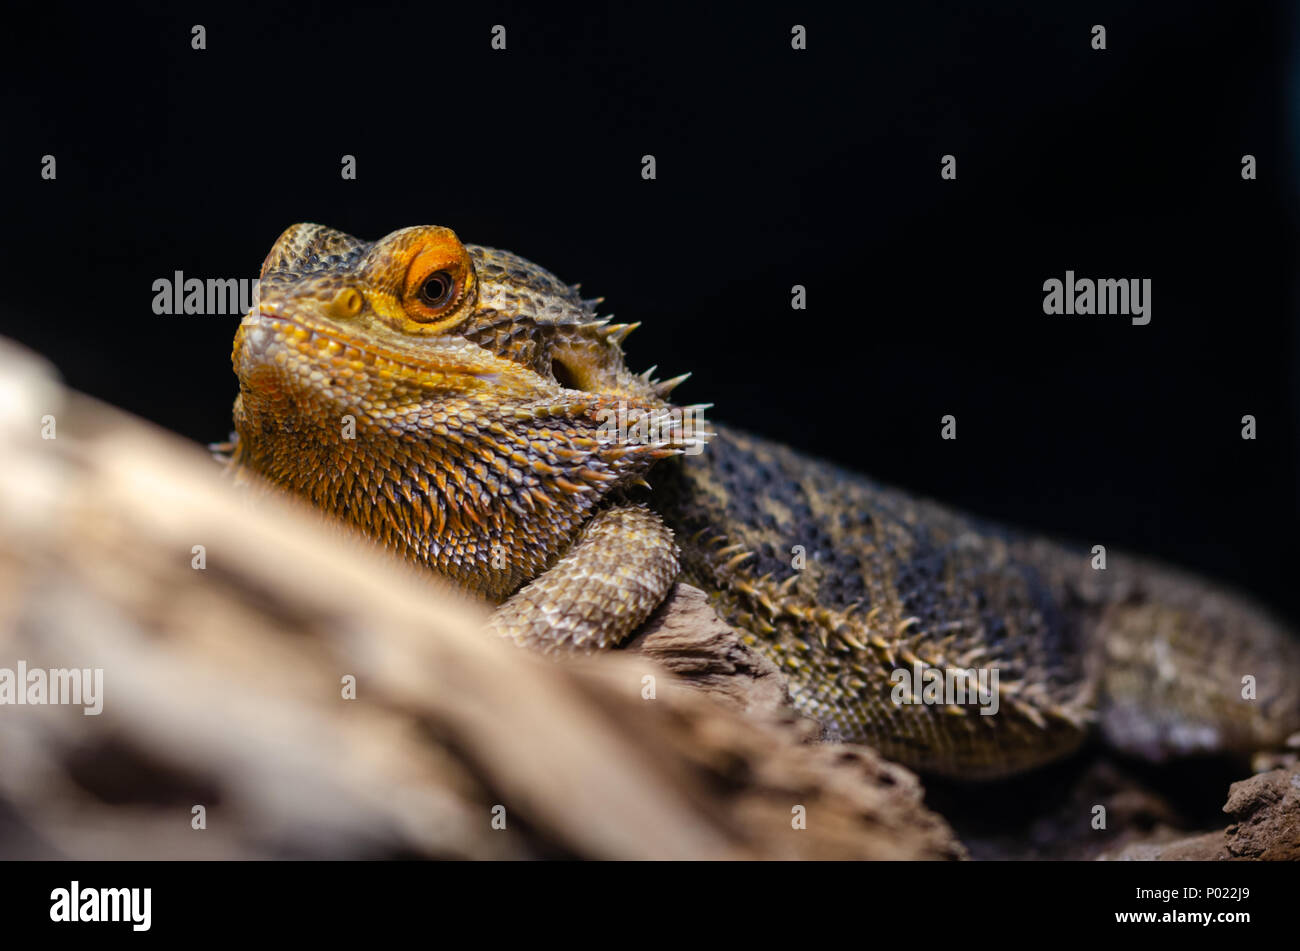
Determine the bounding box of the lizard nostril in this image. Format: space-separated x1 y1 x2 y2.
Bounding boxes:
327 288 363 318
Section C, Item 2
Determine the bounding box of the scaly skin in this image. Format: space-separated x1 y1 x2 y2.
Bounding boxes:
228 223 1300 779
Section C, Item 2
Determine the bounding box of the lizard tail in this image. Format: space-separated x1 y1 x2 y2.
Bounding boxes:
1090 558 1300 763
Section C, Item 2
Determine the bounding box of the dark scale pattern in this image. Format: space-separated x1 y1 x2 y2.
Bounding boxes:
1010 560 1082 691
664 422 1300 776
658 425 1114 776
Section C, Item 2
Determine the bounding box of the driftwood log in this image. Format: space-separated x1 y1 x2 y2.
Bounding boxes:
0 337 963 860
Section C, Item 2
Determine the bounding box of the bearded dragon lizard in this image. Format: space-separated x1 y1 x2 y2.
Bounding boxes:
225 223 1300 779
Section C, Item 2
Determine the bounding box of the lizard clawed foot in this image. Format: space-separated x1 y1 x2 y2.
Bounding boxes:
487 504 679 654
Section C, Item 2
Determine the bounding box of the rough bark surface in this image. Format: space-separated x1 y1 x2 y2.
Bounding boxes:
1099 769 1300 861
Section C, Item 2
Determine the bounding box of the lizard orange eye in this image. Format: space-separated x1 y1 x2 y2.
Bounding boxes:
418 270 455 308
401 237 476 330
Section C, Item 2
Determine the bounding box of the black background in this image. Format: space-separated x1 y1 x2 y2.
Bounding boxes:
3 1 1297 618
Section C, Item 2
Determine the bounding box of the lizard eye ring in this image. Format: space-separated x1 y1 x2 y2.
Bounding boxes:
400 236 476 330
418 271 455 308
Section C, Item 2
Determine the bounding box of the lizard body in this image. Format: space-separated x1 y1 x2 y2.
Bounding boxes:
228 223 1300 779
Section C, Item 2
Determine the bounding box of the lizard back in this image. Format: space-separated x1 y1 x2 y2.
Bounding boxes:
653 425 1300 778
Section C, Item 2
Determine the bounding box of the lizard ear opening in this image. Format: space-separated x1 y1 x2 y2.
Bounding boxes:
551 356 584 391
401 231 477 332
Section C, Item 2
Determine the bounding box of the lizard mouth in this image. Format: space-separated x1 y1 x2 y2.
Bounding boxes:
236 308 508 387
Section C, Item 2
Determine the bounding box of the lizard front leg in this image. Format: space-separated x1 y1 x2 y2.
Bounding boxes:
487 504 679 654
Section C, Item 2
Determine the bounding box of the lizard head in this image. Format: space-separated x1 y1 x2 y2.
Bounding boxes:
231 223 704 597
